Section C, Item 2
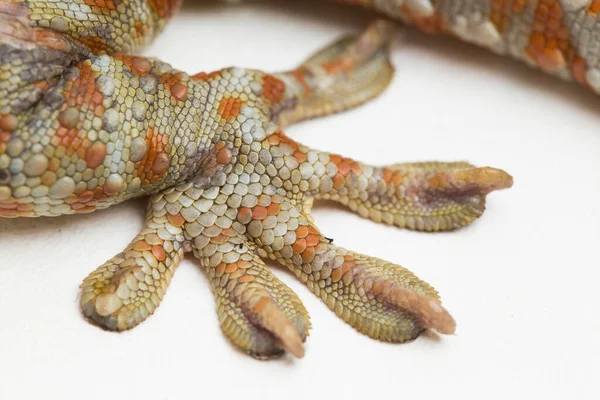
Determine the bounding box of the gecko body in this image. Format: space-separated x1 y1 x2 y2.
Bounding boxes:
0 0 522 359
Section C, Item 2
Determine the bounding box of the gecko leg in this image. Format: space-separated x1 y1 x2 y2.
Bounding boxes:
80 196 184 331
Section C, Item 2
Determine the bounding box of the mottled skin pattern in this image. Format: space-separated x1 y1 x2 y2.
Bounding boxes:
0 0 522 359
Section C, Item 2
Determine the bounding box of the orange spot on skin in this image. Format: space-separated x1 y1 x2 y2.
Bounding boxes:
331 268 342 283
113 53 151 76
289 68 311 96
0 209 18 217
426 172 447 191
237 207 252 223
152 153 170 174
190 70 223 81
322 57 353 74
296 225 309 239
148 0 181 18
161 72 188 102
133 241 152 251
525 0 579 73
332 174 345 189
294 151 307 163
262 74 286 104
77 35 110 54
222 227 237 237
337 160 351 176
85 142 106 168
252 296 269 313
171 83 188 101
252 206 268 220
266 202 280 216
216 263 226 276
152 245 167 261
218 97 243 120
301 246 315 262
134 128 171 185
134 21 148 38
306 234 319 247
63 186 111 214
0 114 17 143
238 275 255 283
490 0 527 33
292 239 307 255
571 56 588 86
56 61 102 158
217 147 232 165
83 0 119 11
401 7 448 34
382 168 393 183
225 263 238 274
167 213 185 227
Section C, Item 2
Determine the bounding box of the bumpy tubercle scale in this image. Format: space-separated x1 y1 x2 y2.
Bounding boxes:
1 0 513 358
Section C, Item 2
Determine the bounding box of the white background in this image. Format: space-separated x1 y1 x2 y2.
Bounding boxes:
1 1 599 399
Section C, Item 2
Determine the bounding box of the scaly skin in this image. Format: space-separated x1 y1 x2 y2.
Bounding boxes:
336 0 600 88
0 0 514 359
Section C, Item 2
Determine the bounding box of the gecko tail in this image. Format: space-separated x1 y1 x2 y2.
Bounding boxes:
271 20 396 127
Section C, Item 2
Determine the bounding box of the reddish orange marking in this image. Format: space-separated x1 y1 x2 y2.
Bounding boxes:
526 0 574 72
133 241 152 251
167 213 185 227
216 263 226 276
190 70 223 81
83 0 119 10
262 75 286 104
589 0 600 15
490 0 527 33
113 53 151 76
296 225 309 239
252 296 269 313
322 57 353 74
401 7 448 34
152 245 167 261
289 68 311 96
237 207 252 223
148 0 181 18
0 114 17 144
266 202 280 216
77 35 110 54
62 186 112 214
218 97 243 120
328 153 362 188
224 263 238 274
171 83 187 101
301 246 315 263
238 275 255 283
134 21 148 38
331 268 342 283
134 128 171 185
160 72 188 101
85 142 106 168
252 206 268 220
306 234 319 247
382 168 393 183
55 61 103 158
292 238 307 255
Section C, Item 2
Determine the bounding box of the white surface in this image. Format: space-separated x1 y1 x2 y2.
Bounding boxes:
1 2 599 399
